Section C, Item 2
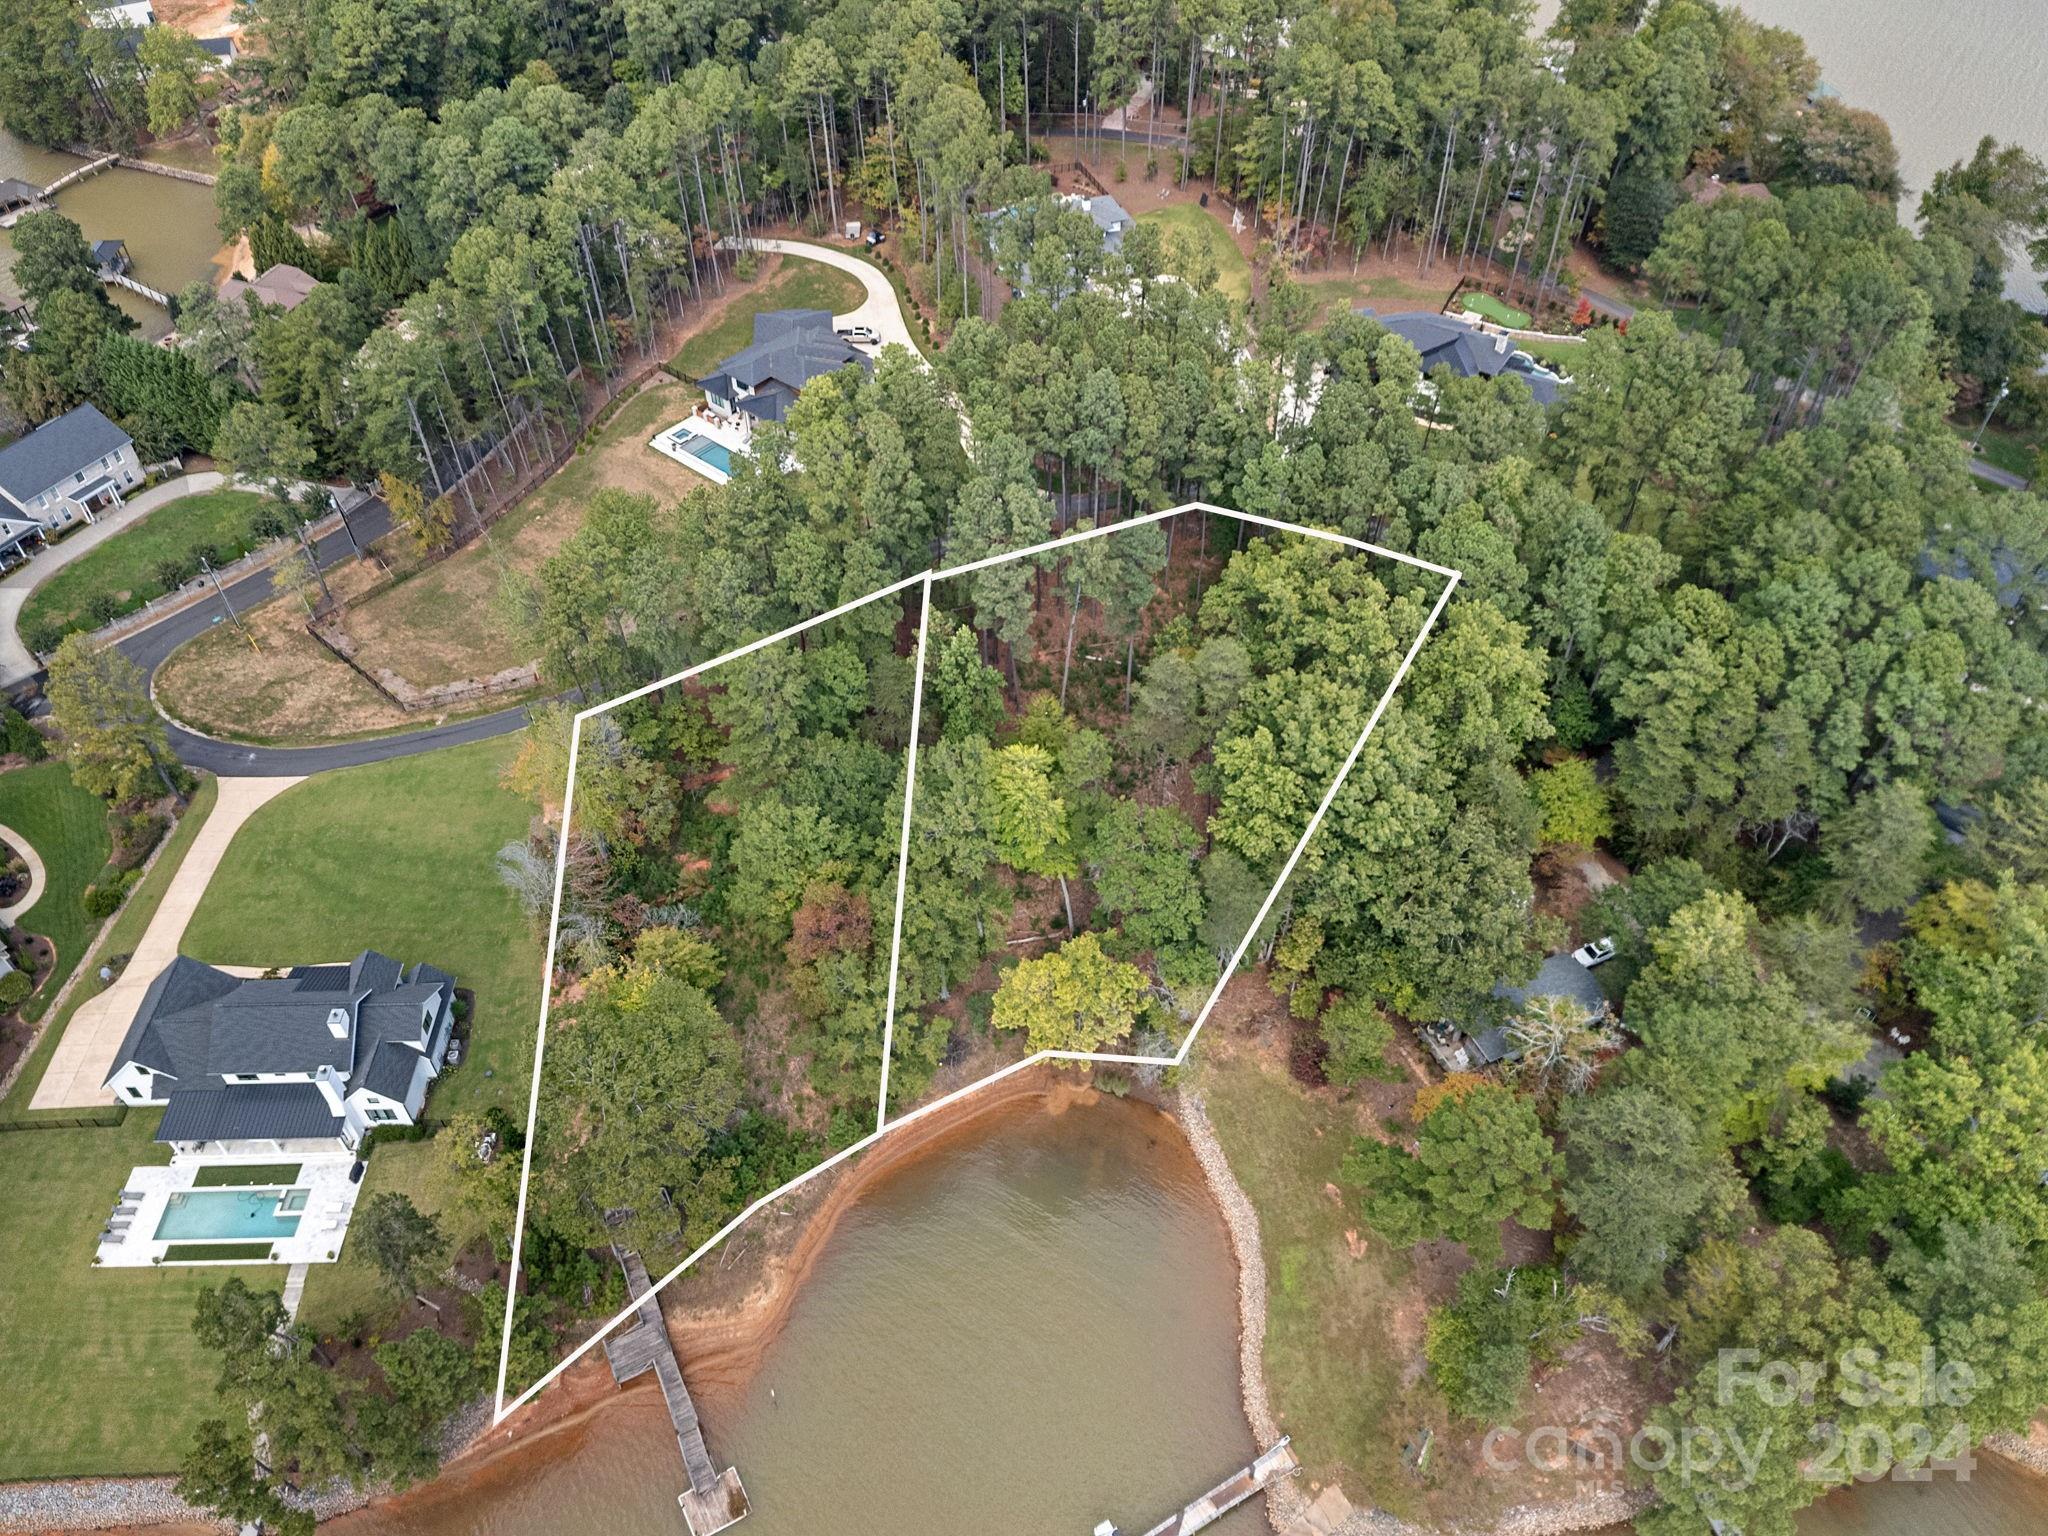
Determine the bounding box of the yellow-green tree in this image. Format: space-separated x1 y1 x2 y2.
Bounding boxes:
991 933 1147 1053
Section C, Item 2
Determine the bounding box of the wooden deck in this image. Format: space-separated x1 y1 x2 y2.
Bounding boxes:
1120 1438 1300 1536
605 1251 750 1534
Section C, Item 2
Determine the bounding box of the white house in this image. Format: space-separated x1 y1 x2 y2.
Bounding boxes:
0 403 143 531
103 950 457 1156
89 1 156 27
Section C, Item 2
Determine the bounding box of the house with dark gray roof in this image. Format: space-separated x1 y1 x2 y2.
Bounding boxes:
1357 308 1566 406
1421 953 1611 1073
219 262 320 313
103 949 457 1153
0 402 141 531
695 308 869 436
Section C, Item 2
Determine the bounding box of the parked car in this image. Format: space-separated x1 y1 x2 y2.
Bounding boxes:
1571 936 1616 968
837 324 880 345
865 229 885 248
1505 350 1567 384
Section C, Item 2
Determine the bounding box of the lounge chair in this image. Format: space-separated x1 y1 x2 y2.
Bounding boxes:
119 1188 144 1200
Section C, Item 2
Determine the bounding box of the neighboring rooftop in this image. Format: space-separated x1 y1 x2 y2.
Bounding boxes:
1494 952 1609 1017
697 308 869 420
1357 308 1564 405
219 262 320 313
0 403 132 504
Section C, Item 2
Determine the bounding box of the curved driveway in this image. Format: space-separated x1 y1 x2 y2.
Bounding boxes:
737 237 926 360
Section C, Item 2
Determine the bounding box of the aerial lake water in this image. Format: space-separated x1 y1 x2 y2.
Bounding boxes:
332 1092 1264 1536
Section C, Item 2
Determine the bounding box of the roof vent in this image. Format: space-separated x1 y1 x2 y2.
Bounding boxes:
327 1006 349 1039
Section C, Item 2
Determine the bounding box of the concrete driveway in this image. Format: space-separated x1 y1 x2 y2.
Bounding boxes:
0 472 226 686
0 823 48 925
736 238 926 361
28 774 302 1109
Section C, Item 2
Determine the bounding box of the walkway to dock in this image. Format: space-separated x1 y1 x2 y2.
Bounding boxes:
1104 1438 1300 1536
605 1250 750 1534
104 269 171 307
41 155 117 198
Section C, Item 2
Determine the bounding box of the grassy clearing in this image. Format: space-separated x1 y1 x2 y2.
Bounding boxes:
1512 334 1590 368
1 776 215 1118
1297 269 1457 326
1196 1049 1448 1523
670 254 868 378
1138 202 1254 306
17 489 270 643
193 1162 299 1186
1 761 111 1025
343 380 705 690
296 1138 487 1336
180 736 542 1119
0 1110 275 1477
163 1241 276 1261
1459 291 1532 328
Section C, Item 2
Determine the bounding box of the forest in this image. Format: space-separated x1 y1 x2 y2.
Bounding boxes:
5 1 2048 1533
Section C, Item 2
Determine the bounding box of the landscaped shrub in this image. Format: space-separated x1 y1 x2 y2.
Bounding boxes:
81 881 126 919
111 811 166 870
85 593 123 628
0 970 32 1008
0 703 45 760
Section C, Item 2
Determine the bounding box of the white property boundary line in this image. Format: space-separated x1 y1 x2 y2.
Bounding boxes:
494 500 1460 1422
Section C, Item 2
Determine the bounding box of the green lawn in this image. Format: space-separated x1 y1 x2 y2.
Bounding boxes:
1459 290 1532 328
17 489 270 645
0 1110 275 1477
180 736 543 1119
1197 1051 1445 1522
192 1162 299 1187
1 761 111 1026
1138 202 1253 306
670 255 869 378
2 776 216 1118
1513 334 1588 369
296 1138 488 1337
1954 417 2039 484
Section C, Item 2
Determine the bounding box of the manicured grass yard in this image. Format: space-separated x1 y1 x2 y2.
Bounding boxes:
670 254 868 378
295 1138 488 1336
0 1111 274 1477
2 777 215 1118
1953 416 2039 484
1513 334 1589 369
17 489 270 644
193 1162 299 1186
1 761 111 1025
1459 290 1533 329
1138 202 1254 306
180 736 543 1119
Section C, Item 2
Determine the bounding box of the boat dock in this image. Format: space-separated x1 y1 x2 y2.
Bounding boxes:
40 155 118 199
104 270 172 308
605 1250 750 1534
1097 1438 1301 1536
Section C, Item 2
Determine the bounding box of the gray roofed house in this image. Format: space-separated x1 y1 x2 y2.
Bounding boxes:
696 309 869 432
103 949 457 1153
0 402 142 531
0 513 45 565
1357 307 1566 406
1076 193 1135 254
1422 953 1611 1073
218 262 320 313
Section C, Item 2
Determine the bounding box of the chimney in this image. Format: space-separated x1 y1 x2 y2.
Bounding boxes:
326 1005 349 1040
314 1063 347 1116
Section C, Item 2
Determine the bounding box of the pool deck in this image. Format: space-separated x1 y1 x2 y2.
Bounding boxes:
650 406 751 485
94 1153 360 1268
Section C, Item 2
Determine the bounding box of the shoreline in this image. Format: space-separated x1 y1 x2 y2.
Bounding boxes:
9 1074 2046 1534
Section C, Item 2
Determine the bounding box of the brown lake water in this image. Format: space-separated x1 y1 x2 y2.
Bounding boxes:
0 129 227 339
333 1095 1264 1536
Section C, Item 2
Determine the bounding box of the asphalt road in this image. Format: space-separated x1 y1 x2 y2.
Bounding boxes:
113 495 534 777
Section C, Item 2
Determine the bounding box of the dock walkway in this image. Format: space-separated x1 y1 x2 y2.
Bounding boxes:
604 1251 750 1534
1104 1438 1300 1536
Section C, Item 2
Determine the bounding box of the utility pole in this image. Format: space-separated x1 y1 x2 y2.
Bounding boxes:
294 510 334 608
1972 379 2011 451
200 554 255 650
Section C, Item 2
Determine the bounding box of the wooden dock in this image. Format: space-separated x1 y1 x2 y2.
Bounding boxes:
40 155 117 198
605 1251 750 1534
1100 1438 1300 1536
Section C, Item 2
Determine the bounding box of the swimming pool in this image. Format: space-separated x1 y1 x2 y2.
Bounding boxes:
154 1188 306 1241
662 429 734 475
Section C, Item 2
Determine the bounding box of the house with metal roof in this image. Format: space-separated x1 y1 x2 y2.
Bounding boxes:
102 949 457 1155
694 308 870 437
0 402 142 531
1356 307 1566 406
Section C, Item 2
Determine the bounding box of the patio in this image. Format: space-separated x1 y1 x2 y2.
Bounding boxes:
650 404 753 485
94 1152 361 1268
